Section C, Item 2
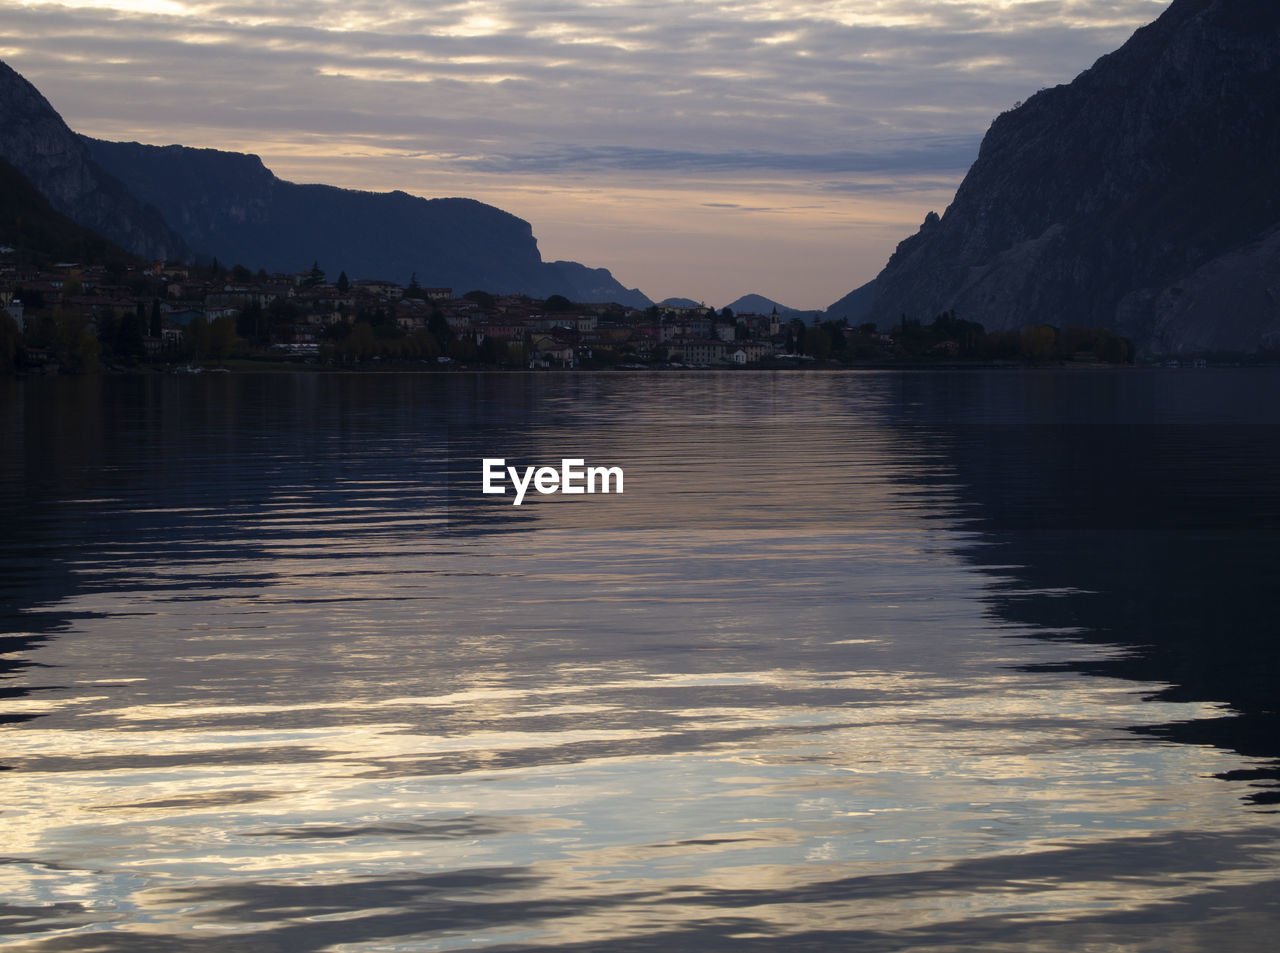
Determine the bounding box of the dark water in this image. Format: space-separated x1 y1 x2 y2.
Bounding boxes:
1 370 1278 952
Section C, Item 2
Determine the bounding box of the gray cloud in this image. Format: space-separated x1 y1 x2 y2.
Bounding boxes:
5 1 1169 151
430 139 982 176
0 0 1171 304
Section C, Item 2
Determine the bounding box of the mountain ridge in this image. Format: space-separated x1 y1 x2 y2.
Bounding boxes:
843 0 1280 354
0 57 650 308
83 137 652 309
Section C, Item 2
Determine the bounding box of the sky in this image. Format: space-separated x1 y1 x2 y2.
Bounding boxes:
1 1 1170 308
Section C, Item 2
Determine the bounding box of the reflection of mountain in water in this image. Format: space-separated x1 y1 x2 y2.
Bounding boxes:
0 375 532 735
882 370 1280 803
7 370 1279 808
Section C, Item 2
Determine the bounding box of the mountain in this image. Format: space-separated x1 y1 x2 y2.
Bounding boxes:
724 293 822 322
848 0 1280 354
541 261 651 310
725 294 786 314
0 60 188 262
825 279 877 324
83 138 651 308
0 157 133 266
659 297 703 309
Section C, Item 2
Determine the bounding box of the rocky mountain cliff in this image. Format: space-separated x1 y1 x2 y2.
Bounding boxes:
83 138 651 308
0 157 133 266
848 0 1280 354
0 61 188 262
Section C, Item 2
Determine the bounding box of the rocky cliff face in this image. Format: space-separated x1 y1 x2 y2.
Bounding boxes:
0 60 188 262
0 157 132 265
84 139 651 307
852 0 1280 354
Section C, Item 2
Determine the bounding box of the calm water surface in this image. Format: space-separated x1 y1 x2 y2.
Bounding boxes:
1 370 1278 951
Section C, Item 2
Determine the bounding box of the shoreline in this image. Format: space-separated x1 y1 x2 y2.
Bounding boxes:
9 358 1211 378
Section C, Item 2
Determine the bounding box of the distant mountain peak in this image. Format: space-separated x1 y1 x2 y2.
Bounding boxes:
725 293 793 314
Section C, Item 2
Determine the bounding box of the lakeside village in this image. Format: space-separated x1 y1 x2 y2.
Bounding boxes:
0 257 1142 375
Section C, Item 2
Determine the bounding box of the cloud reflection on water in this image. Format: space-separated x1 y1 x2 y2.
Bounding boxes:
1 372 1277 950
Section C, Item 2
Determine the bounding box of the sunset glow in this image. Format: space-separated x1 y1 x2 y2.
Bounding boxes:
4 0 1170 305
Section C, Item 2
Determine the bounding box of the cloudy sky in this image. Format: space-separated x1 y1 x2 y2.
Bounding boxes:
2 1 1169 308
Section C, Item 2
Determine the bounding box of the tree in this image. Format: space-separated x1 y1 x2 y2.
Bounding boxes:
347 321 376 360
428 310 452 346
72 330 99 374
404 272 422 298
16 286 45 310
464 290 496 310
1095 328 1132 363
825 320 846 355
209 315 239 361
336 271 350 294
94 306 118 358
184 316 209 361
1020 324 1058 362
117 308 144 358
149 298 162 339
982 330 1021 360
410 329 440 359
804 321 832 359
447 336 477 362
268 298 301 343
238 300 264 344
543 293 573 312
0 311 21 373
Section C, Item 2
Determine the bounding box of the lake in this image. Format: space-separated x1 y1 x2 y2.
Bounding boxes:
1 369 1278 951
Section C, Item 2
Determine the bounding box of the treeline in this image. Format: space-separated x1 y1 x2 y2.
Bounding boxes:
0 276 521 372
783 311 1134 363
8 297 179 373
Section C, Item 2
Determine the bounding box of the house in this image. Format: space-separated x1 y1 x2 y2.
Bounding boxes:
674 337 728 365
529 332 576 368
732 341 771 363
352 279 404 299
474 321 530 342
